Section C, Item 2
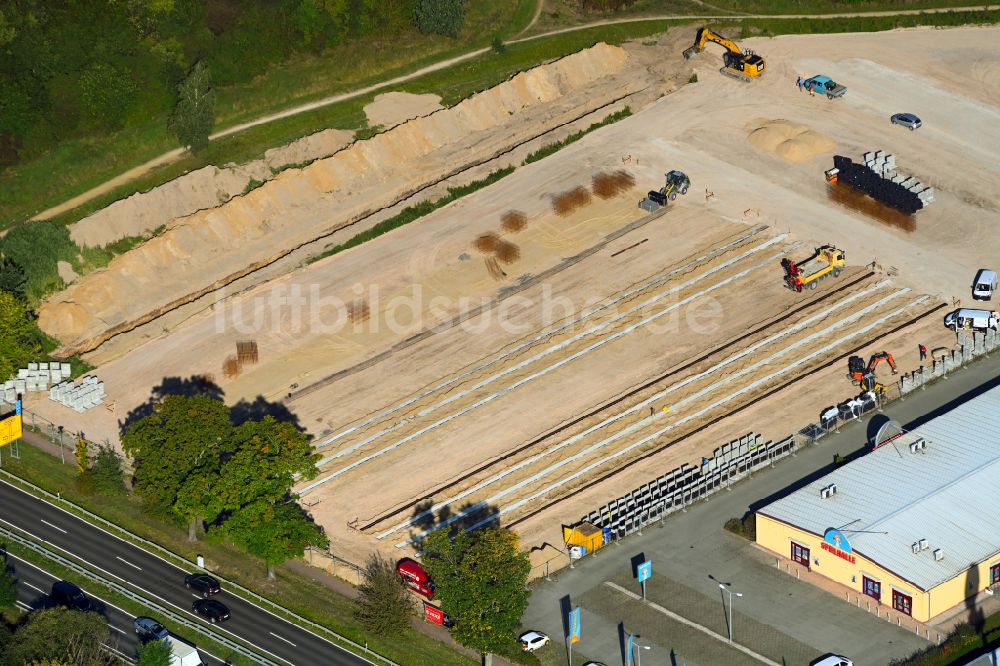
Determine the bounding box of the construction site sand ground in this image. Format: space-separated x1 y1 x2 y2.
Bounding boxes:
26 26 1000 572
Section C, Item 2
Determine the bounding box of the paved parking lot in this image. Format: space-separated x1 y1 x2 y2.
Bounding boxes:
525 353 1000 666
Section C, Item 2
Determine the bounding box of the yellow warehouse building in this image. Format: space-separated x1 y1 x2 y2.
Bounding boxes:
756 387 1000 622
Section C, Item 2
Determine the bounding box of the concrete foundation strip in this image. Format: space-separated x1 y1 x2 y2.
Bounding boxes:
313 234 789 472
376 280 894 539
398 292 926 545
360 270 876 532
604 582 782 666
302 240 794 494
312 226 770 450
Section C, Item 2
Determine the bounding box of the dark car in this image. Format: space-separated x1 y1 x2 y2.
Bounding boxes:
184 573 221 597
133 616 169 642
51 580 95 612
192 598 230 623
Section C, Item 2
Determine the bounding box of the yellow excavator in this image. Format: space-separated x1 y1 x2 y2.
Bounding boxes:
682 27 766 82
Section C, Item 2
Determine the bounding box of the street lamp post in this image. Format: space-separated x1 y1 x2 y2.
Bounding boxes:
719 583 743 643
626 632 651 666
57 425 65 464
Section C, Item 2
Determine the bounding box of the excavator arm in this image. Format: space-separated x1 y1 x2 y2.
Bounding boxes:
683 27 743 59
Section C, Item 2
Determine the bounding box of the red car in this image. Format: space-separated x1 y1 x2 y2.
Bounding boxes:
396 558 435 599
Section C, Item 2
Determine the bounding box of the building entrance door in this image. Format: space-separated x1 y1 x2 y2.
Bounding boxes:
863 576 881 602
791 542 810 567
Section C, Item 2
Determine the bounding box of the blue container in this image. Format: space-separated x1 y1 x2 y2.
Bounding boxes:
602 526 613 547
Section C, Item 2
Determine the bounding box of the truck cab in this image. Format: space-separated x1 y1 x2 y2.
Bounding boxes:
397 558 435 599
972 269 997 301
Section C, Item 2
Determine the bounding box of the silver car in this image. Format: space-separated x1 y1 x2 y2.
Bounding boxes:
890 113 921 130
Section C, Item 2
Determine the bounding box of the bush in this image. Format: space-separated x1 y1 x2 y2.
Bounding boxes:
688 73 698 84
88 445 126 496
0 220 78 301
355 552 414 636
414 0 466 37
723 513 756 540
492 35 506 54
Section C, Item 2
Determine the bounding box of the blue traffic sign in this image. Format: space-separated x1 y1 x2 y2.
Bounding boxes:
637 560 652 583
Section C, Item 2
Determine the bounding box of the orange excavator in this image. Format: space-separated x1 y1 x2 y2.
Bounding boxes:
848 352 897 384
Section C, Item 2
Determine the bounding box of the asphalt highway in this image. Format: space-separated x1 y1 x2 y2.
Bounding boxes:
0 481 377 666
7 553 229 665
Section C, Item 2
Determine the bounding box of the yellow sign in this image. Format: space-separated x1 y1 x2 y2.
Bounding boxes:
0 411 22 447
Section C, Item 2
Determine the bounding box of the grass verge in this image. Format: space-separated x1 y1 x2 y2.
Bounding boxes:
0 442 474 666
890 616 1000 665
306 166 516 265
523 107 632 164
3 531 257 665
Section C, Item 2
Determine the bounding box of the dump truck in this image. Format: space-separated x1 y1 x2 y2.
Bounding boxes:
639 170 690 212
167 635 204 666
781 245 846 292
804 75 846 98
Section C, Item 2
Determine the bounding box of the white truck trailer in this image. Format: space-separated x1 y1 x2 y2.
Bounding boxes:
167 634 204 666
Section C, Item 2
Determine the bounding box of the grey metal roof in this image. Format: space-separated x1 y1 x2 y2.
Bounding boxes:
759 386 1000 590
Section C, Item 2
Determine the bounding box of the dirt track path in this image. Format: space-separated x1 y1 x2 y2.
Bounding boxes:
32 5 993 222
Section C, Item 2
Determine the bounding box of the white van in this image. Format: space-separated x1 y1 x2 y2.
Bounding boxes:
944 308 999 331
972 269 997 301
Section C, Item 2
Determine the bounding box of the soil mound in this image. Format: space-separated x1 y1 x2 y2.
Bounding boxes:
747 119 835 162
40 43 634 353
364 92 443 129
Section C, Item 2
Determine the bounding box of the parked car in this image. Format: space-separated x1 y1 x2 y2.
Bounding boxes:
811 656 854 666
191 598 230 623
50 580 96 612
582 662 608 666
184 573 221 597
133 616 169 642
396 558 435 599
972 268 997 301
890 113 921 130
518 630 550 651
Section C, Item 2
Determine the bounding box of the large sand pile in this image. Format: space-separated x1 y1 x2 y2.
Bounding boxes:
364 92 443 129
41 43 636 354
69 128 354 248
747 119 836 162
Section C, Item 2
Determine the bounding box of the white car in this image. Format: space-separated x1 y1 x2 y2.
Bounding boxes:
812 656 853 666
519 630 550 651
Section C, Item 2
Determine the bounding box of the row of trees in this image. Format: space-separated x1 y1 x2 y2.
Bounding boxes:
0 0 467 165
122 394 327 578
356 526 531 666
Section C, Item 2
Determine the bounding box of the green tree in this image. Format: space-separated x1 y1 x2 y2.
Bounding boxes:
0 257 27 301
169 61 214 152
122 394 232 540
0 290 41 382
77 63 136 129
414 0 465 37
0 561 16 611
355 552 414 635
208 416 319 516
422 527 530 666
6 607 111 666
88 445 126 496
136 635 172 666
223 501 326 579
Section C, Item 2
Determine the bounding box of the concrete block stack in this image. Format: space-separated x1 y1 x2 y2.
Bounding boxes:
5 363 72 400
49 375 106 412
835 150 934 214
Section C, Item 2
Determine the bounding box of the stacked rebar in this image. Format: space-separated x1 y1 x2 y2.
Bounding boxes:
833 150 934 215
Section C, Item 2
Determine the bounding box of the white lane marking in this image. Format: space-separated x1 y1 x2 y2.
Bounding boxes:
24 581 46 594
39 519 67 534
110 625 127 635
0 482 372 666
116 556 142 570
269 632 297 647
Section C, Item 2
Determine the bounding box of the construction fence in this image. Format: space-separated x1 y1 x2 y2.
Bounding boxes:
534 432 797 579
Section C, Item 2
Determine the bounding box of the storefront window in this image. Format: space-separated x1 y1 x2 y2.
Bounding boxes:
863 575 881 602
892 589 912 616
791 542 810 566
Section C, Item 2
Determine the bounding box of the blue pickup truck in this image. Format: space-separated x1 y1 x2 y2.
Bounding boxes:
804 75 846 98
